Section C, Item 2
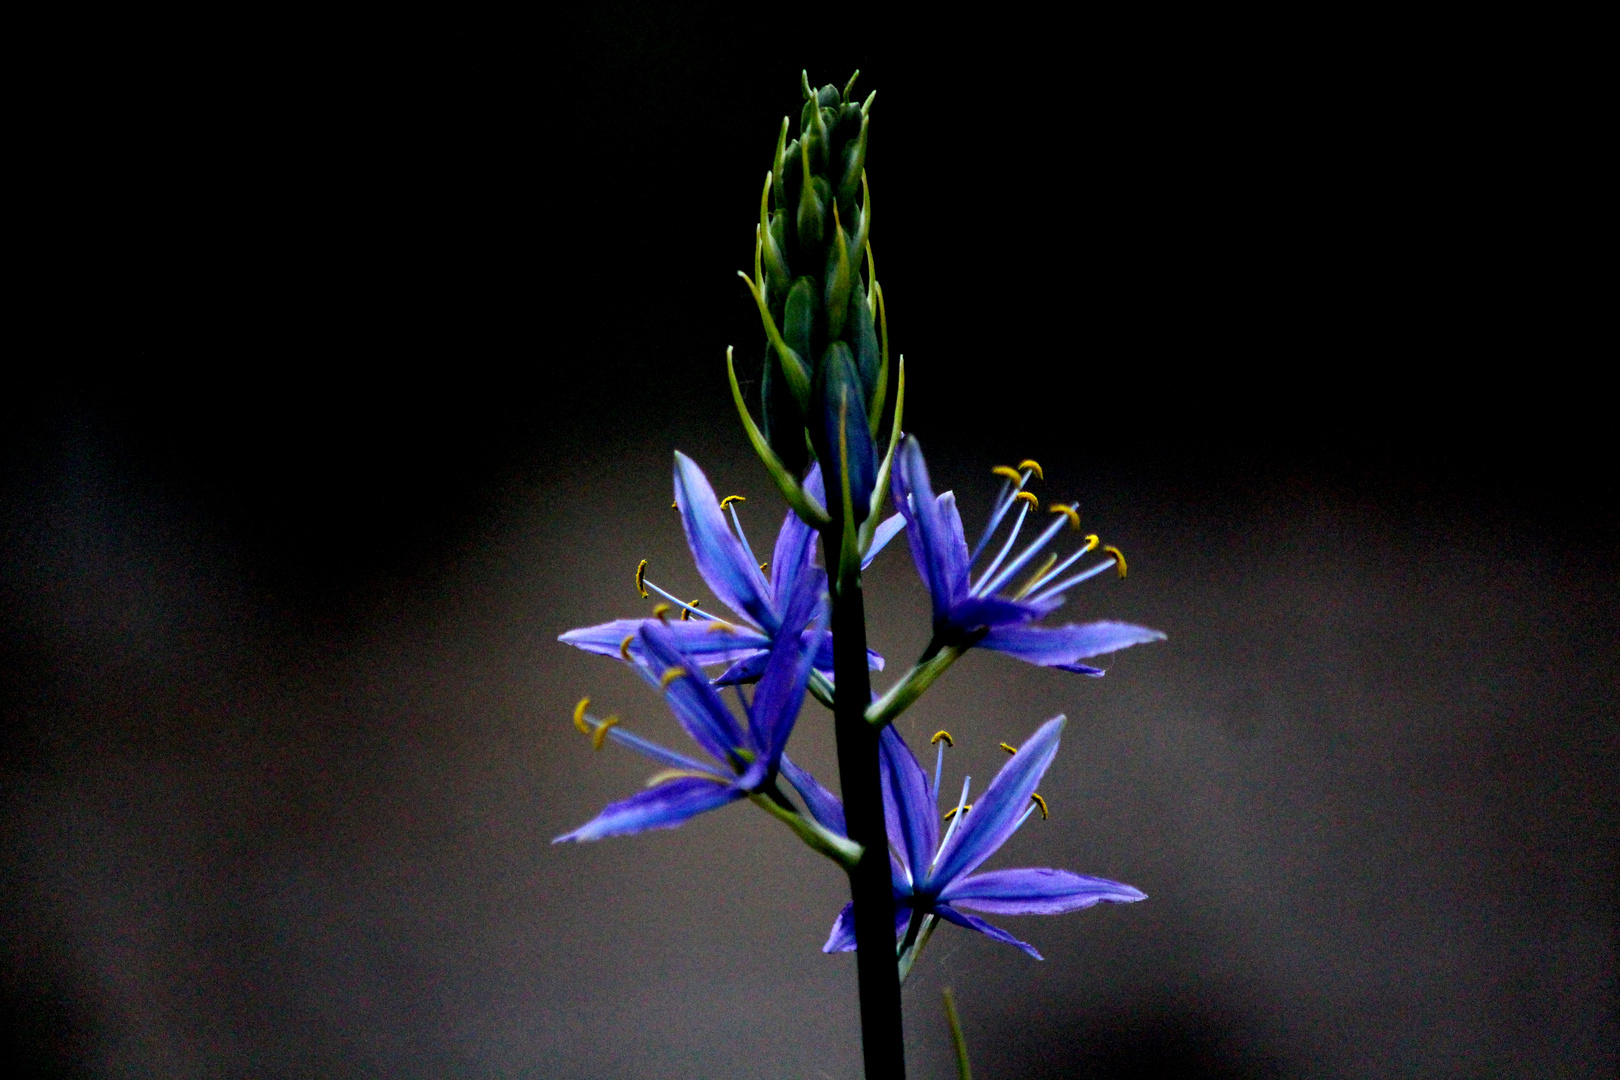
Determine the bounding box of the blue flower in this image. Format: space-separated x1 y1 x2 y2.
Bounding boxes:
891 435 1165 675
781 717 1144 961
560 451 903 685
553 602 825 844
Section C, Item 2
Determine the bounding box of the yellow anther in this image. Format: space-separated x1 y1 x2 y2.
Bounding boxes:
1103 544 1128 578
1014 491 1039 508
719 495 747 511
991 465 1023 483
672 501 678 510
573 697 592 735
652 603 672 620
999 741 1018 755
1017 459 1044 480
1030 793 1049 820
619 635 635 660
1049 504 1080 530
942 803 973 822
705 620 737 633
635 559 649 598
930 729 955 747
660 666 688 688
590 716 619 750
1015 553 1058 599
1082 534 1100 553
759 561 769 573
680 599 701 621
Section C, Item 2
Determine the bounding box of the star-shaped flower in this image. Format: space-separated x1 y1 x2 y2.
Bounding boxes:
780 716 1144 962
560 451 902 685
891 435 1165 676
554 599 828 844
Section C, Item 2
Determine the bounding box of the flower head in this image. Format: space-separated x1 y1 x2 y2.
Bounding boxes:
782 717 1144 960
553 600 824 844
560 451 902 685
892 435 1165 675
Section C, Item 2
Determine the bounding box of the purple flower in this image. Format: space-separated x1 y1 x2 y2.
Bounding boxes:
890 435 1165 676
553 600 824 844
560 452 902 686
781 717 1144 961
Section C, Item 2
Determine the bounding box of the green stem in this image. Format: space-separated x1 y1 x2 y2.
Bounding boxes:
942 987 972 1080
748 790 863 870
865 645 965 728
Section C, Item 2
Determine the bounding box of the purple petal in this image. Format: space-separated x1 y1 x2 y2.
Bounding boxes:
779 754 846 837
944 595 1060 634
821 900 915 953
892 437 958 621
931 715 1066 886
713 652 770 686
552 775 741 843
935 491 971 599
940 868 1146 914
879 726 939 889
769 463 823 612
933 903 1043 960
637 621 748 767
748 605 822 765
978 620 1166 668
674 452 778 632
559 618 771 665
861 512 907 570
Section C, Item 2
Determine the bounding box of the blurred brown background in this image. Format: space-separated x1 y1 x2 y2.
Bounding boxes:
4 5 1613 1078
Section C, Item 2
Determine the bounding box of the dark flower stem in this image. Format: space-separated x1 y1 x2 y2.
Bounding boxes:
826 520 906 1079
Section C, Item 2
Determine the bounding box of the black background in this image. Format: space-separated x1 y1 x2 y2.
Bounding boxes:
4 5 1613 1078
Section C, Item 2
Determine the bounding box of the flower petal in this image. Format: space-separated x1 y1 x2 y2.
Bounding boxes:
748 604 823 765
779 754 846 837
944 595 1061 635
932 903 1043 960
636 621 748 767
978 620 1166 667
892 437 958 622
551 775 741 843
935 491 971 599
674 451 777 631
821 900 915 953
769 463 823 612
931 715 1066 885
940 867 1146 914
861 512 907 569
560 618 770 665
879 725 939 889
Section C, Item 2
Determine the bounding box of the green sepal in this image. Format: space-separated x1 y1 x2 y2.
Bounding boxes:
842 69 860 103
836 112 869 210
796 141 827 248
726 347 830 529
866 282 890 435
858 353 903 554
784 277 817 378
760 345 808 474
824 215 853 341
740 271 810 413
759 173 790 291
771 116 789 211
849 262 881 409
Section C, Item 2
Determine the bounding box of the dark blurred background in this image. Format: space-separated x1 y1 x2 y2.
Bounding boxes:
4 5 1613 1078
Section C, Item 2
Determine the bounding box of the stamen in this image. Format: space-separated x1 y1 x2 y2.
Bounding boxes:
975 500 1031 592
942 803 973 821
1030 793 1049 820
726 497 764 574
635 559 649 598
659 666 687 688
999 742 1018 755
930 730 955 746
933 775 972 869
645 767 724 787
719 495 747 511
1013 553 1058 599
619 635 634 661
1021 534 1102 596
1014 491 1039 508
591 716 619 750
1028 556 1119 604
640 577 714 621
680 599 702 621
991 465 1023 483
1103 544 1128 578
573 697 592 735
1049 504 1080 530
1017 459 1044 480
652 603 672 620
976 505 1071 598
705 621 738 633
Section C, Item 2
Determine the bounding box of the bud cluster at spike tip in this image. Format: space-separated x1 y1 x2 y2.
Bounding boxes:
750 71 884 525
